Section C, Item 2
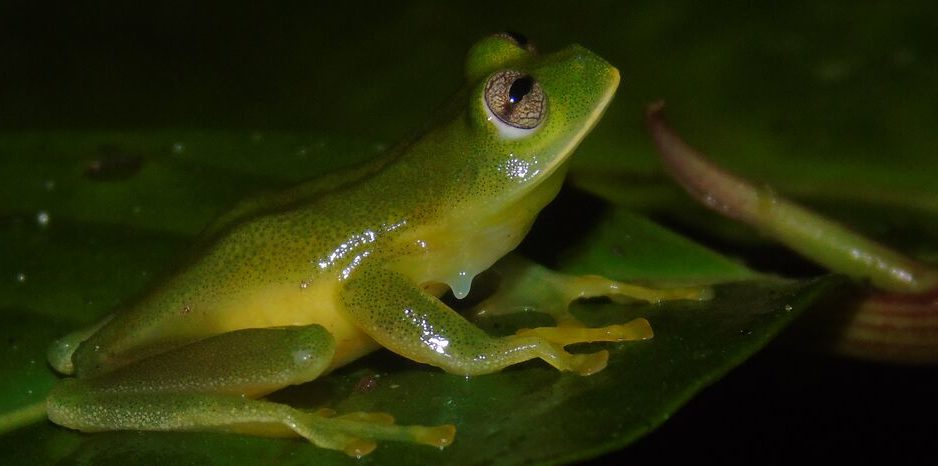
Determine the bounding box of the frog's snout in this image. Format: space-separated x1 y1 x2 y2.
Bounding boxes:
563 44 620 87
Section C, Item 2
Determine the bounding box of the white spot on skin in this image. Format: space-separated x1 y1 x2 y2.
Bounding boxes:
318 230 376 269
427 336 450 354
385 220 407 232
403 307 451 355
15 272 26 283
316 221 406 273
498 153 541 182
341 251 371 280
172 142 186 154
293 349 312 366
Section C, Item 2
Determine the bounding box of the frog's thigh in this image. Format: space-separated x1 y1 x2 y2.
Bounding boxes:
340 266 607 376
47 326 453 456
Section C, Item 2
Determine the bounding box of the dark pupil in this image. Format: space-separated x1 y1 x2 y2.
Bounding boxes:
508 76 533 105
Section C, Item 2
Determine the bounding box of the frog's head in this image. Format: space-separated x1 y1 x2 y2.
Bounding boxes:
392 35 619 297
454 33 619 215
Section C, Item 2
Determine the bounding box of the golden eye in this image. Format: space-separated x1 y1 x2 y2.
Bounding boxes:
484 70 547 130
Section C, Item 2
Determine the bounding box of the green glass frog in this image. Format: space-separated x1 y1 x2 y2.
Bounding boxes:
44 33 707 457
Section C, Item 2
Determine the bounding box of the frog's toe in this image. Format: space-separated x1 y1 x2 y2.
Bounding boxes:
334 411 396 425
343 438 378 458
416 423 456 449
568 350 609 376
515 317 653 346
608 283 714 304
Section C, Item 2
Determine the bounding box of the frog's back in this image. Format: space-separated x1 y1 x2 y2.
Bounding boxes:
197 150 400 243
65 152 426 376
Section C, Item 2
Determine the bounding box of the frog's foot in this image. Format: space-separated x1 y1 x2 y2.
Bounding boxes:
290 409 455 457
473 255 712 324
516 317 653 346
507 318 650 376
493 336 609 376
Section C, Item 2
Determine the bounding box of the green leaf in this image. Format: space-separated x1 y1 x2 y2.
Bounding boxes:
0 131 841 465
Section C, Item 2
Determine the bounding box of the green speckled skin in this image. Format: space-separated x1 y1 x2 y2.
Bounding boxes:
44 35 620 454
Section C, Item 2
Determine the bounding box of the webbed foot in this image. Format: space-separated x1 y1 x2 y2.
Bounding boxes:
292 409 455 457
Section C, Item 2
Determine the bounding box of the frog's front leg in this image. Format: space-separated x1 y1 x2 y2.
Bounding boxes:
340 265 610 376
472 255 712 346
47 326 454 457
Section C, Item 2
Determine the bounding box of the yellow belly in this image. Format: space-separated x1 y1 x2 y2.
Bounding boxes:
209 277 380 371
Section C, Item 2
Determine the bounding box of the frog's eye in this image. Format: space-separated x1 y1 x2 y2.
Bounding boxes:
493 31 537 54
484 70 547 137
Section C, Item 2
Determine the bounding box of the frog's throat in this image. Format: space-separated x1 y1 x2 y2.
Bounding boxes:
401 165 567 301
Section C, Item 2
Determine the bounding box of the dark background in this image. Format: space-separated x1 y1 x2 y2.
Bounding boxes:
3 2 936 464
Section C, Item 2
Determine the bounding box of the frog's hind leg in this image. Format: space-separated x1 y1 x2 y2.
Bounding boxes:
472 254 712 346
46 326 454 457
